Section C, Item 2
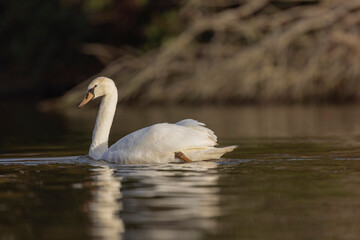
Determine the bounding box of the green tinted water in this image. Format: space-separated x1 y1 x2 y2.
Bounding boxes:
1 104 360 240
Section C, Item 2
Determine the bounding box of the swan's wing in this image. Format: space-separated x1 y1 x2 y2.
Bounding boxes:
103 120 218 163
175 119 205 127
175 119 217 143
113 122 217 152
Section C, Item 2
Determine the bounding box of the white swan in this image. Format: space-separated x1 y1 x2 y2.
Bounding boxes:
78 77 237 164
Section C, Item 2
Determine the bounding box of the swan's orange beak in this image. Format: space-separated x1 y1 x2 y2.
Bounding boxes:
78 91 95 109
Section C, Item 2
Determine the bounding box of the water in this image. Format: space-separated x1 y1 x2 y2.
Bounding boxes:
2 104 360 240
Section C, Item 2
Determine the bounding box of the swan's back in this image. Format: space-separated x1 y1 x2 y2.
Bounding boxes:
102 119 236 164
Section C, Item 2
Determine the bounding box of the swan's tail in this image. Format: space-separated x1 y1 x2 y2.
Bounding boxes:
183 145 237 161
213 145 238 158
175 119 237 160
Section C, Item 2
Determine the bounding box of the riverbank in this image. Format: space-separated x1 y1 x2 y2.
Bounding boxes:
58 0 360 108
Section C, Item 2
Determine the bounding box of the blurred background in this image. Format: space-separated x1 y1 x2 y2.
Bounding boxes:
0 0 180 102
3 0 360 156
2 0 360 107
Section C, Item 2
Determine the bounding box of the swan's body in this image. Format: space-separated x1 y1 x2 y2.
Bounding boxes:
79 77 236 164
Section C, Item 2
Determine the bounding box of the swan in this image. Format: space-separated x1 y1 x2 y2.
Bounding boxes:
78 77 237 164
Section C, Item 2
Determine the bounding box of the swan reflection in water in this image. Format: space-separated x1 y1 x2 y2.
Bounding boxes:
88 164 124 239
89 160 221 240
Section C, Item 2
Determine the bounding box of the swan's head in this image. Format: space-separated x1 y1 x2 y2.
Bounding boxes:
78 77 116 108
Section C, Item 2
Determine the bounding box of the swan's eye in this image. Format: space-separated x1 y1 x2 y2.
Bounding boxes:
95 85 97 87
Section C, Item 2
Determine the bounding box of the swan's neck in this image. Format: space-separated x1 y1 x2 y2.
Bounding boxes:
89 90 118 160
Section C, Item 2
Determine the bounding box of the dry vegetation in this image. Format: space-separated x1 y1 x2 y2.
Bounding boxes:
59 0 360 107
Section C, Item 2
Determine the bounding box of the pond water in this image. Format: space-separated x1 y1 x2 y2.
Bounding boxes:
1 104 360 240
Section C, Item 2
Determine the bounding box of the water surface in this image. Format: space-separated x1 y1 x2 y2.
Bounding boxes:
1 105 360 240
